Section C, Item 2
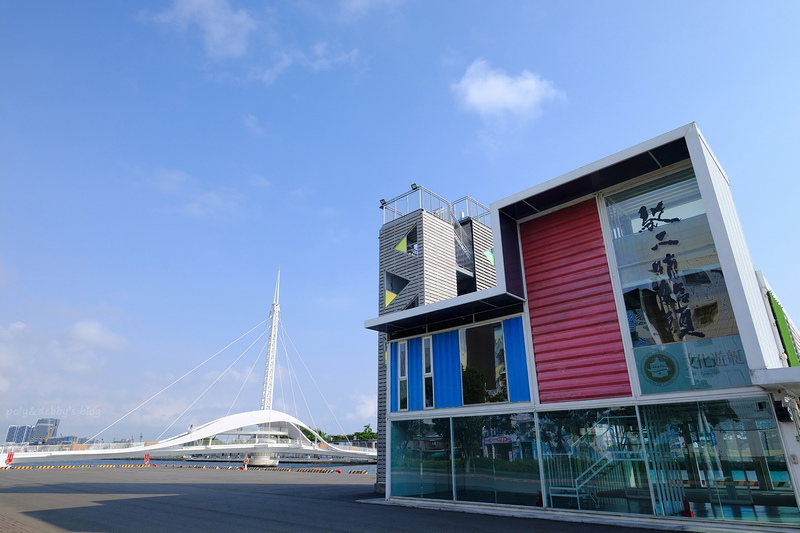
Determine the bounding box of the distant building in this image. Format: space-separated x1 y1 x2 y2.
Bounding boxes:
5 425 33 444
47 435 86 446
29 418 59 444
328 435 378 451
366 124 800 527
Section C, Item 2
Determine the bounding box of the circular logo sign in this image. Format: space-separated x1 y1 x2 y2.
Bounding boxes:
642 352 678 386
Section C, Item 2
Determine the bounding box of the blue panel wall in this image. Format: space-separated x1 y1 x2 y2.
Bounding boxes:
504 317 531 403
432 330 462 408
390 342 398 413
407 337 423 411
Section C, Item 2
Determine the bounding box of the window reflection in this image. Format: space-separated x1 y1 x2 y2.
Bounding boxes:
389 399 799 524
461 323 508 404
606 169 748 393
423 336 434 409
453 413 541 506
640 398 799 522
398 342 408 411
539 407 652 514
606 169 738 346
390 419 452 500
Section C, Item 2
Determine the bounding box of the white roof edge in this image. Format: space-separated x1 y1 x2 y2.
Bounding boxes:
490 123 697 211
751 366 800 388
364 285 513 329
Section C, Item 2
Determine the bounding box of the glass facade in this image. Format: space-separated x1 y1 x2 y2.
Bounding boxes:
390 398 798 524
398 341 408 411
605 168 749 394
539 406 652 514
384 163 799 527
389 316 529 413
640 398 799 522
390 418 452 499
453 413 541 506
391 413 542 505
460 322 508 404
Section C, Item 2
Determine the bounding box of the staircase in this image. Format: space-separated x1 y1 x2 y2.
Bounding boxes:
546 417 644 510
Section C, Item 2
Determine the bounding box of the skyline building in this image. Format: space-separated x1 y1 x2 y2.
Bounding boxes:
28 418 59 444
5 425 33 444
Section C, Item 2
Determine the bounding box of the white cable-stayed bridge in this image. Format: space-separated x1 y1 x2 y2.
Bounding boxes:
3 271 376 466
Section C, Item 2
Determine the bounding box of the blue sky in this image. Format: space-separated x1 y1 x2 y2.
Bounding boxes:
2 1 799 441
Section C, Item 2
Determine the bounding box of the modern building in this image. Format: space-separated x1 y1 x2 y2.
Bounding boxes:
366 123 800 527
28 418 59 444
5 425 33 444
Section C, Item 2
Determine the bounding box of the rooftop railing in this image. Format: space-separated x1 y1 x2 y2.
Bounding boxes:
452 196 491 227
380 186 490 228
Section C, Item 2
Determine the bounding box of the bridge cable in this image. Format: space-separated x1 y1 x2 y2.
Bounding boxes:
276 329 286 419
278 329 299 421
279 321 351 444
283 338 318 438
88 319 267 443
157 329 267 440
226 338 268 416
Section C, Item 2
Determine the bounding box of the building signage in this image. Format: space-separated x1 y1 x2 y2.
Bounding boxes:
484 436 512 444
635 334 751 394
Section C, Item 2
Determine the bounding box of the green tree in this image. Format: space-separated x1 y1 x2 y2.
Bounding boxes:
354 423 377 440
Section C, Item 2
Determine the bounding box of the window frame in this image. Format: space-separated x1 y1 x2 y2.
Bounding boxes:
422 335 434 409
398 340 408 411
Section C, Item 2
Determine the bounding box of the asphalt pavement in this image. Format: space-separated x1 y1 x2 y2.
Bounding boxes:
0 467 765 533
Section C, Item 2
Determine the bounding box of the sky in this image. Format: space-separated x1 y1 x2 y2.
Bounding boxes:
2 1 799 442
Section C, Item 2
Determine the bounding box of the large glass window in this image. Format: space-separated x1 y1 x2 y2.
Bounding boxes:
398 341 408 411
390 418 452 500
539 406 652 514
453 413 541 506
423 336 434 409
389 399 799 524
606 168 749 393
640 398 799 523
460 322 508 404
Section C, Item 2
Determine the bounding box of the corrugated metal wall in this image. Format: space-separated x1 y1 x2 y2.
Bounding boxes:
520 199 632 402
471 219 497 291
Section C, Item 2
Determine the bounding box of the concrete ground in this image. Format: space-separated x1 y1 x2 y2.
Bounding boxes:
0 467 787 533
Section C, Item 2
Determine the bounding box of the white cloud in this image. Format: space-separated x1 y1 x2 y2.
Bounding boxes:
181 190 243 218
306 42 360 72
249 43 359 85
345 393 377 420
154 169 192 192
452 59 563 123
152 168 247 219
242 114 265 136
0 322 113 429
69 320 127 352
340 0 402 18
249 175 272 190
155 0 257 60
249 51 295 85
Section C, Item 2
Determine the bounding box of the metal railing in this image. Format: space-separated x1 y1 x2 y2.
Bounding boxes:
544 416 644 510
381 186 450 225
452 196 491 227
380 186 490 228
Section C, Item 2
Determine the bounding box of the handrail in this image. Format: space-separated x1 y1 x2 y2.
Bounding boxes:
380 186 490 228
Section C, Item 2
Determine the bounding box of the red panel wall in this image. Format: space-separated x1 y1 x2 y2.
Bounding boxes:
521 199 631 403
